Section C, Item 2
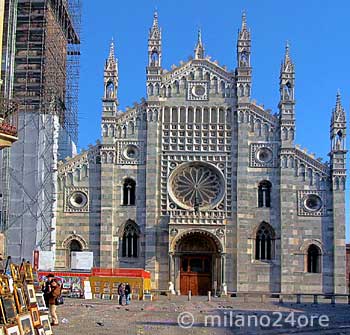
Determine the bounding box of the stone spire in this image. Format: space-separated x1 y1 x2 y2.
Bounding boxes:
331 90 346 124
147 10 162 97
102 39 119 140
194 28 205 59
104 39 118 101
148 10 162 67
238 10 250 40
281 41 294 73
330 90 347 153
279 42 295 146
236 11 252 102
150 10 161 39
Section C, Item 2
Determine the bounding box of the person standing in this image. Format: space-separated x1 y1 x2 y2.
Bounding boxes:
125 283 131 305
118 283 125 306
43 274 55 307
48 278 62 326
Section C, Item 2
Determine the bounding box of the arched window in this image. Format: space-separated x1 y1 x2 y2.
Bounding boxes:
299 164 306 181
122 220 139 258
212 77 218 94
220 81 226 97
129 122 135 135
307 244 321 273
147 84 154 96
174 80 180 94
122 178 136 206
258 181 272 207
255 222 275 261
154 83 160 96
239 84 244 97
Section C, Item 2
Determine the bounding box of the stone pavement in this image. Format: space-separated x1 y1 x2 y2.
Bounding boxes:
53 296 350 335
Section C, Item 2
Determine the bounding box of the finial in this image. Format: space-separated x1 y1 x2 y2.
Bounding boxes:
285 40 290 56
194 28 204 59
108 38 115 60
336 89 342 109
197 28 202 45
283 41 293 69
242 10 247 30
153 9 159 27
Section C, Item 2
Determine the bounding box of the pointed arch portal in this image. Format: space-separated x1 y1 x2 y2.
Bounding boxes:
170 230 224 296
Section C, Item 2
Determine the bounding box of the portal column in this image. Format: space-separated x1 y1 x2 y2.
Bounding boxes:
174 255 180 293
220 253 227 295
168 252 175 283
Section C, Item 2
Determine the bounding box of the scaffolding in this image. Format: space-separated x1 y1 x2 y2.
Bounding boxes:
14 0 80 141
0 0 81 261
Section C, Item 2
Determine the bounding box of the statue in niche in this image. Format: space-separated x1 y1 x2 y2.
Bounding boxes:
106 82 114 98
240 52 248 67
151 51 159 66
283 83 292 100
335 131 343 150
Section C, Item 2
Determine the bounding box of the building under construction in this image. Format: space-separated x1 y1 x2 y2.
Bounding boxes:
0 0 81 262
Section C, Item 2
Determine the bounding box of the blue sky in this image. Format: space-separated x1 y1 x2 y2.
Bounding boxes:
77 0 350 239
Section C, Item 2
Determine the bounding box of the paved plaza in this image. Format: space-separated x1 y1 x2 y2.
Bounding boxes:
54 296 350 335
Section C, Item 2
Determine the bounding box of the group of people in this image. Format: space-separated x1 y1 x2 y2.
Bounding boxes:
43 273 62 326
42 275 133 325
117 282 132 306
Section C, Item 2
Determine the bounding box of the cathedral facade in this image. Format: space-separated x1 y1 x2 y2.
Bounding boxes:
54 13 347 295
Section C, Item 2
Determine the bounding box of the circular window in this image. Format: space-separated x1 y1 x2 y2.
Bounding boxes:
255 147 273 163
192 85 206 97
69 191 88 209
168 162 225 210
303 194 322 212
123 144 139 160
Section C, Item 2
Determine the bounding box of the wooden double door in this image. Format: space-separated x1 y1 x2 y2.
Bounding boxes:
180 255 212 295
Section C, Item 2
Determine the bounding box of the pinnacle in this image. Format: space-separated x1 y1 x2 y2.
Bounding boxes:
335 90 342 110
108 39 115 60
197 28 202 46
285 41 290 56
194 28 204 59
241 10 247 30
153 10 159 28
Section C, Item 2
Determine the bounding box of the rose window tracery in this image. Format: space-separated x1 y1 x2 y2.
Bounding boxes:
168 162 225 210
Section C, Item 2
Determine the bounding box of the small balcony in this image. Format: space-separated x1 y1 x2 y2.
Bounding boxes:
0 98 18 149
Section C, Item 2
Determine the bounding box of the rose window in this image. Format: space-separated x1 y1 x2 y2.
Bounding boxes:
123 144 139 160
255 147 273 163
192 85 206 97
168 162 225 210
303 194 322 212
69 191 88 209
